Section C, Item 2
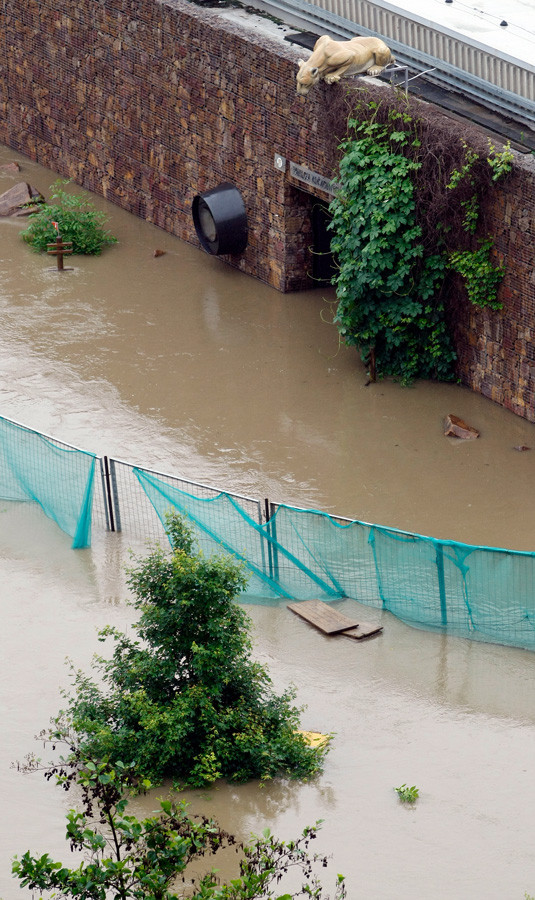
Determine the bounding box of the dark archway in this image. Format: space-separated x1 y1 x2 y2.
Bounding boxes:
311 201 336 286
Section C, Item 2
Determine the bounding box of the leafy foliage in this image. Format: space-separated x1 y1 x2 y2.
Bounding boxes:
329 104 455 385
13 750 346 900
58 513 327 787
394 783 419 803
487 139 514 181
20 179 117 254
448 239 505 310
329 95 513 383
444 141 508 308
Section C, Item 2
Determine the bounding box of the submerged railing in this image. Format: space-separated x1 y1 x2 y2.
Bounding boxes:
1 413 534 651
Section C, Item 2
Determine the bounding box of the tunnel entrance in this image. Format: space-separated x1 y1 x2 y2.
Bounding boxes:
284 185 337 291
310 200 336 286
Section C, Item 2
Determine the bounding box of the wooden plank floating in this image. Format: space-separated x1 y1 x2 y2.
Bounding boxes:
287 599 359 634
287 599 383 641
340 623 384 641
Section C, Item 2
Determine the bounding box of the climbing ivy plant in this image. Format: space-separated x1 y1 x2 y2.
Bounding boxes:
446 139 511 309
328 95 513 384
448 239 505 311
329 106 453 384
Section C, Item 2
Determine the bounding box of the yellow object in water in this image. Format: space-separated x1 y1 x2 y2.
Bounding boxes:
297 730 330 749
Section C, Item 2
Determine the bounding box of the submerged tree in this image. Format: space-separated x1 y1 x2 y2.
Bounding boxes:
56 513 327 787
13 516 341 898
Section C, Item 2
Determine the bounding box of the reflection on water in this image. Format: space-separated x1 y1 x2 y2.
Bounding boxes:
2 145 535 899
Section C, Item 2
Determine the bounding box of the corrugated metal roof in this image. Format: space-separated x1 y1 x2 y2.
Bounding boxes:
396 0 535 62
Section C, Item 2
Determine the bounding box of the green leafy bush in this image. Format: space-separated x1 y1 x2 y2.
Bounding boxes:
13 752 346 900
394 783 419 803
20 179 117 254
58 513 327 787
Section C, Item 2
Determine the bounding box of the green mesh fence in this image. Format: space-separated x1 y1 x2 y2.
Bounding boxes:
0 415 96 548
133 466 535 650
0 411 534 651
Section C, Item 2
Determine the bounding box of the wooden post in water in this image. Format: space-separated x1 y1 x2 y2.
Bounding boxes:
47 235 73 271
46 222 73 271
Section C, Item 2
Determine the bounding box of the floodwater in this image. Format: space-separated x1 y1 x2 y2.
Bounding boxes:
1 145 535 899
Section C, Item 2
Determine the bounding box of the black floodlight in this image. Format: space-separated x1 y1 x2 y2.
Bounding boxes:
192 183 248 256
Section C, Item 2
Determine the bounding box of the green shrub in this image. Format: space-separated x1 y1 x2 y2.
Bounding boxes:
13 753 346 900
20 180 117 254
58 513 327 787
394 783 419 803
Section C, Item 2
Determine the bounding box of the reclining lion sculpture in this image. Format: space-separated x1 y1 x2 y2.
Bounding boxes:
296 34 394 96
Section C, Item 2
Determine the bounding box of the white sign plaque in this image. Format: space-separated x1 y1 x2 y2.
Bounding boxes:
288 162 340 196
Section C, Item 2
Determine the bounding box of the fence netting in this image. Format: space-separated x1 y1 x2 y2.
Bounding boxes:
1 413 535 651
130 466 535 648
0 415 95 548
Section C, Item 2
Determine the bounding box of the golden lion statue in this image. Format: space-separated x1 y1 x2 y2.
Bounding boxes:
296 34 394 96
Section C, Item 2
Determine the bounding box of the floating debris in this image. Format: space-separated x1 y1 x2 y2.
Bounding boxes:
444 414 480 440
288 599 383 641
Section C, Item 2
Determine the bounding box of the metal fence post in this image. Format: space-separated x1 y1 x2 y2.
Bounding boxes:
109 458 122 533
101 456 116 532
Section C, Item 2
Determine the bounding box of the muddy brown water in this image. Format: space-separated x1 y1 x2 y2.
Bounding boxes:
1 146 535 899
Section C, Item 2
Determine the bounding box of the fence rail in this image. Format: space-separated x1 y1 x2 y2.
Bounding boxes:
1 413 535 651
